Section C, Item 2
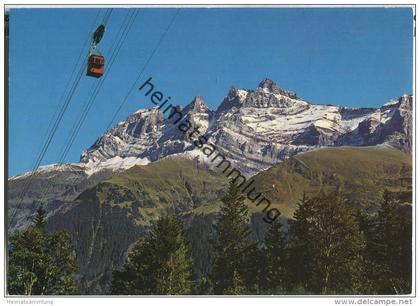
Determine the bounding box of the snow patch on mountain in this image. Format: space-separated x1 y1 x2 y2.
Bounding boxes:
10 78 412 180
83 156 150 176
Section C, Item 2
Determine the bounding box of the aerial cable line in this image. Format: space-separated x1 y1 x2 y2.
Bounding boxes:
58 9 139 166
11 46 88 225
104 9 181 133
17 10 101 195
12 8 177 227
10 49 87 227
8 10 104 228
39 11 101 155
11 9 112 227
60 9 180 207
102 8 113 25
13 44 89 217
89 8 112 53
40 9 178 208
38 9 140 205
43 9 139 203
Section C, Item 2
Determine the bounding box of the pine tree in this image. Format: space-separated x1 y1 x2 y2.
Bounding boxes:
8 208 78 295
262 218 287 291
241 241 266 294
224 270 246 295
288 191 365 294
110 214 193 295
287 194 313 291
210 181 252 294
369 190 412 294
33 204 46 229
153 216 192 294
353 209 377 294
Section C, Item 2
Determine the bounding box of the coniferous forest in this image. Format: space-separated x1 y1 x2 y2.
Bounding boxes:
7 6 414 302
9 182 411 295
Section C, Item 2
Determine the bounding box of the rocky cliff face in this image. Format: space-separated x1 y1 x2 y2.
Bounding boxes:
80 95 214 164
9 79 412 230
79 79 412 176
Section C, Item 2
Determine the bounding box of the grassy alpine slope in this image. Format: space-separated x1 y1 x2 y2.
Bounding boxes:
249 146 412 217
94 156 229 224
46 145 411 293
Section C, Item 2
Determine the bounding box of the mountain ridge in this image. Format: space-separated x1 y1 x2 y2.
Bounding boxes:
78 78 412 176
10 78 412 181
8 78 412 231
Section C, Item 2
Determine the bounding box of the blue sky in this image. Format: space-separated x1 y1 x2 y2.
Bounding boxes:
9 7 413 177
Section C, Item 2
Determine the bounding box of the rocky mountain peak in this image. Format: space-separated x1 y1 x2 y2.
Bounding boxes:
184 95 209 113
258 78 298 99
215 87 245 114
76 79 411 176
258 78 280 91
399 94 413 110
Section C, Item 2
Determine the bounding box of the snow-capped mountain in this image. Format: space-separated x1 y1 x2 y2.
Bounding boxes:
10 78 412 183
79 95 214 166
7 78 413 292
8 78 412 231
80 78 412 175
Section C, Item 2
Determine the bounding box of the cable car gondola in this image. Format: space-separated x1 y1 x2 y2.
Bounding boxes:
87 24 105 78
87 50 105 78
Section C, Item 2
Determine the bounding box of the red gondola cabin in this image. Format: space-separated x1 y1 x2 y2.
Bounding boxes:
87 55 104 78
